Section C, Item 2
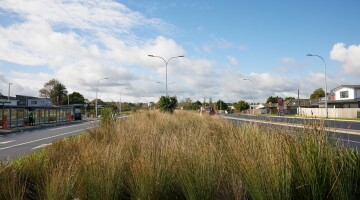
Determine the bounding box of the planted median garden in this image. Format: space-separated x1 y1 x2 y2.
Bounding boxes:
1 110 360 199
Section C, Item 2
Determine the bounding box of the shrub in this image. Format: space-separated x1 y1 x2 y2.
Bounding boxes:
157 96 178 113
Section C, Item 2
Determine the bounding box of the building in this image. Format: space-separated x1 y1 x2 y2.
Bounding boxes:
284 99 319 114
328 85 360 108
0 93 18 106
16 95 52 107
256 103 278 114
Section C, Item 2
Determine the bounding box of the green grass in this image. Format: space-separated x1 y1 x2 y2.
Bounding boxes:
1 110 360 199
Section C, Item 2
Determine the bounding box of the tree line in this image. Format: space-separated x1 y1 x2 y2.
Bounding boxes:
39 79 326 114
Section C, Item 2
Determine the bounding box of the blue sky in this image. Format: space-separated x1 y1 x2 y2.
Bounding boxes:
0 0 359 103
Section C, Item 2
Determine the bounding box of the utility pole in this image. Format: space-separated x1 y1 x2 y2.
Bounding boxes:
297 89 300 115
8 83 13 100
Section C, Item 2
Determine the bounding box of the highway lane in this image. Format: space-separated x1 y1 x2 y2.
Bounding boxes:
227 114 360 130
0 121 97 162
224 115 360 151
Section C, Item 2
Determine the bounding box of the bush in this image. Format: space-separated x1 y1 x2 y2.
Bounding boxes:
157 96 178 113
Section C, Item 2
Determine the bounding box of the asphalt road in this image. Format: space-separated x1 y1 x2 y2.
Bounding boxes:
227 114 360 130
0 121 97 162
224 114 360 151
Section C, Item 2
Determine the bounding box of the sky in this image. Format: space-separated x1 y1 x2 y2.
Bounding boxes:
0 0 360 103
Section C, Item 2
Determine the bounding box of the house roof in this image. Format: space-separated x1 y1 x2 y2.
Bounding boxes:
258 103 277 108
16 95 51 101
284 98 320 107
331 85 360 92
285 99 310 107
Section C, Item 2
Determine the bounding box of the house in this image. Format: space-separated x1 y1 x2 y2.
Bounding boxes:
328 85 360 108
226 103 235 110
256 103 277 114
284 99 319 114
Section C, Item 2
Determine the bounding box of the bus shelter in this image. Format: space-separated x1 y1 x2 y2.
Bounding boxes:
0 105 73 129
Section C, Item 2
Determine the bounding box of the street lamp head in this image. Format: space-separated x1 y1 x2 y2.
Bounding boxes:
148 55 154 57
178 55 185 57
306 54 314 56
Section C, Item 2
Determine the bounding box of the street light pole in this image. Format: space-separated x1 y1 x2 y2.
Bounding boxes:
8 83 13 101
148 55 184 96
307 54 328 118
243 79 255 115
156 81 175 95
95 77 109 118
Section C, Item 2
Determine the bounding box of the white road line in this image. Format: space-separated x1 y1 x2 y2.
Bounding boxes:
42 121 96 131
0 140 15 144
32 143 52 150
0 128 89 151
223 116 360 136
337 138 360 144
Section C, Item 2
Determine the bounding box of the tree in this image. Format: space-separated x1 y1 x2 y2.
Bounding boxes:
234 100 249 111
52 83 68 105
39 79 60 98
310 88 325 99
284 97 295 102
157 96 178 113
178 98 192 109
68 92 85 104
39 79 68 105
105 101 118 111
266 96 279 104
215 100 228 110
183 100 202 110
119 102 132 112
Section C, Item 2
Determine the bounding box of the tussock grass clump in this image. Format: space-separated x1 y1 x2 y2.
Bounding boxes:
0 111 360 199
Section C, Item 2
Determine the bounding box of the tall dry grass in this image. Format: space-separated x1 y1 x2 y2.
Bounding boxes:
0 110 359 199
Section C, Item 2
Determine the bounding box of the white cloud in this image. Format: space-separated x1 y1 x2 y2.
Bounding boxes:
0 0 179 102
201 44 212 54
0 0 166 33
215 37 247 51
0 0 347 104
330 43 360 75
227 56 238 66
280 57 296 63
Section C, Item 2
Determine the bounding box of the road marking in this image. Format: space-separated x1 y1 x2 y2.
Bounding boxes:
43 121 96 131
338 138 360 144
0 140 15 144
223 116 360 136
0 128 89 151
32 143 52 150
